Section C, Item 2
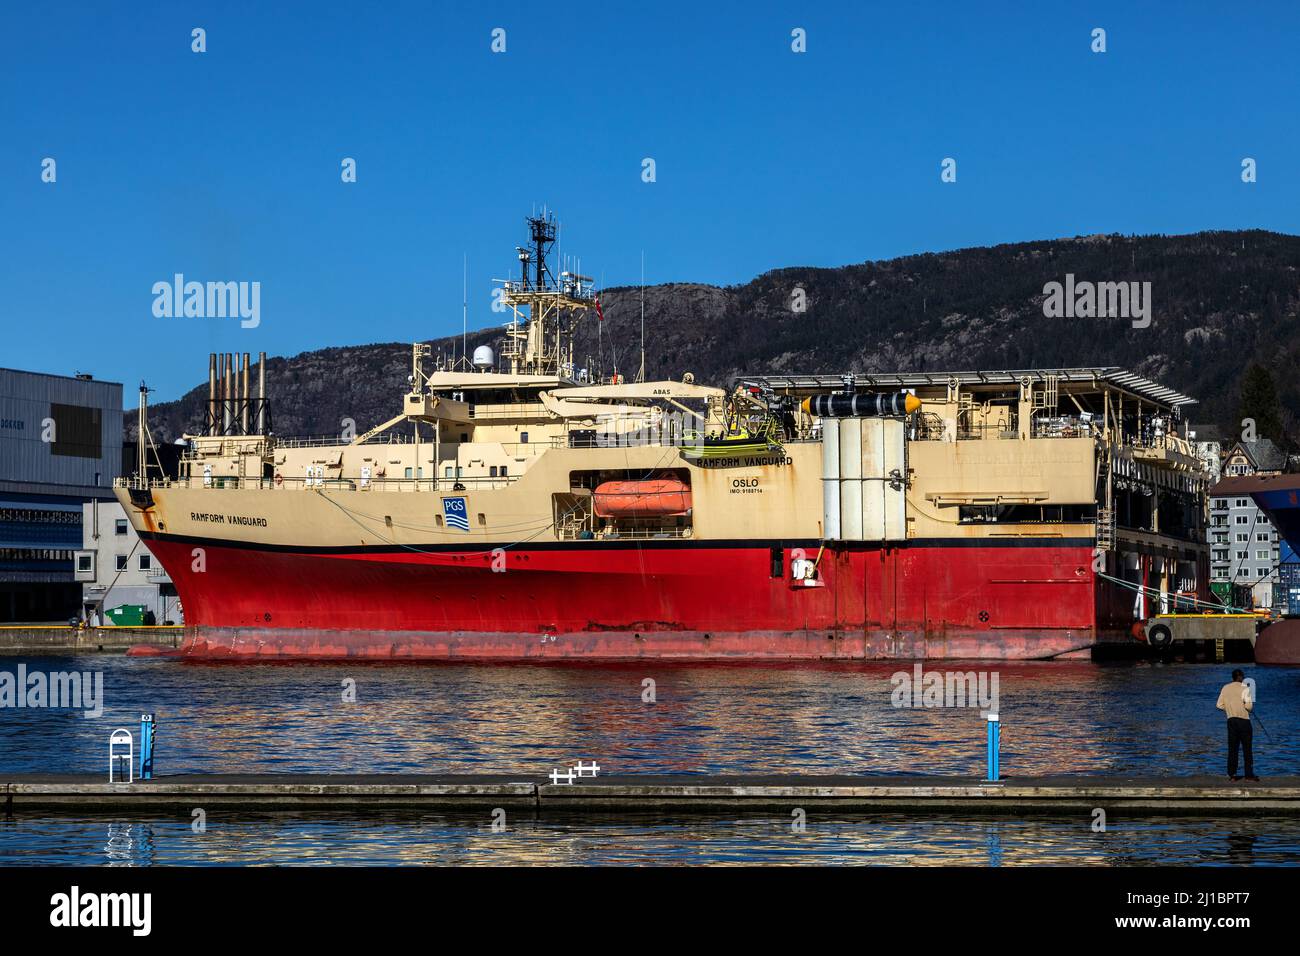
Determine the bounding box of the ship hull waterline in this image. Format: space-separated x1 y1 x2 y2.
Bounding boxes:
136 532 1133 661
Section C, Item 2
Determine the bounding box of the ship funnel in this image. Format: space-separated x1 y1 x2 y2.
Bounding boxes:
240 353 251 434
217 352 226 434
224 352 234 433
801 392 921 418
257 351 267 434
207 353 217 436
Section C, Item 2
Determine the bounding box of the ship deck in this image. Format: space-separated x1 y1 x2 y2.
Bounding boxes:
6 774 1299 815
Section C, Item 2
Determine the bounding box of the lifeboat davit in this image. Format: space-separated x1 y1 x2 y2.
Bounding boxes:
593 478 692 518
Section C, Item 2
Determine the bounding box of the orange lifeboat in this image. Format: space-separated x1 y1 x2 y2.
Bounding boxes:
593 478 692 518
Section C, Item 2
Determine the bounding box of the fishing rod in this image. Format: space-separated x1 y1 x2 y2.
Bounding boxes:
1251 709 1275 743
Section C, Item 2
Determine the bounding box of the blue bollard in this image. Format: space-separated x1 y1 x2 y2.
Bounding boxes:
139 713 155 780
985 713 1000 782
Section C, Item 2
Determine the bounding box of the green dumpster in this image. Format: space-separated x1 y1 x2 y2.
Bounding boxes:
104 604 146 626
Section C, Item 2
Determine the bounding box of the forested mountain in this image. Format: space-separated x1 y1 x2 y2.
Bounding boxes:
131 230 1300 449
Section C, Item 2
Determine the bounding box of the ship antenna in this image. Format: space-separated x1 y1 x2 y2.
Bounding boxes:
462 253 468 370
638 250 646 383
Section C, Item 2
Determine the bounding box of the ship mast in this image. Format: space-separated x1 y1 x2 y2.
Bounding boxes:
498 211 594 379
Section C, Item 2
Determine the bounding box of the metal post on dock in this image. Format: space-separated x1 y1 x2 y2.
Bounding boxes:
109 729 133 783
139 714 156 780
986 713 1000 782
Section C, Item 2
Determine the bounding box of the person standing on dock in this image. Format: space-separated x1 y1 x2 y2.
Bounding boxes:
1215 669 1258 782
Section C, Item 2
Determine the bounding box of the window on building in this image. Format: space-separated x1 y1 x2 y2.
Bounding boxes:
1236 551 1248 560
1258 568 1272 578
1235 516 1249 525
500 465 507 477
1257 533 1270 542
115 555 128 571
1236 534 1248 542
76 554 93 572
1236 498 1249 507
489 466 498 477
1257 551 1270 561
1237 568 1250 578
115 519 128 535
139 554 151 571
520 432 529 444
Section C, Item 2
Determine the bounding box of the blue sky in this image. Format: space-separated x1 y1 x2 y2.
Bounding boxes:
3 1 1298 403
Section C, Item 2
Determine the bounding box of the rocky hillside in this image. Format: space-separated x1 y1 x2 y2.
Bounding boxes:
131 230 1300 447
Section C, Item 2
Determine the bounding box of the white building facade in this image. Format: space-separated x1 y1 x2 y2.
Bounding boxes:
75 499 182 624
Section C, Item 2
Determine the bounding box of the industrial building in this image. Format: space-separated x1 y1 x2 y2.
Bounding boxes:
0 368 122 622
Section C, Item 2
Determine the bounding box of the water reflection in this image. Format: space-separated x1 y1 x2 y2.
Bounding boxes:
0 813 1297 866
104 821 156 866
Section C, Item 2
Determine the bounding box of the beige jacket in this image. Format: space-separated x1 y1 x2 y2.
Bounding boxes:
1216 681 1253 720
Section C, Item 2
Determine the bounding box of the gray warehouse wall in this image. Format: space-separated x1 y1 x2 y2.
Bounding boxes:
0 368 123 488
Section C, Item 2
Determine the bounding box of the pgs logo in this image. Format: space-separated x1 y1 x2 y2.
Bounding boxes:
442 496 469 532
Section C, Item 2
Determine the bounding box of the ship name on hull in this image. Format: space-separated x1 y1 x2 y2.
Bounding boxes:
191 511 269 527
695 455 792 469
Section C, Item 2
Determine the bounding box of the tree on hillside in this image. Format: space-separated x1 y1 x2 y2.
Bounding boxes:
1237 363 1285 446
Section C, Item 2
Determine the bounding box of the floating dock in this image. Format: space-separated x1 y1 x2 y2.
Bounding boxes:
5 774 1299 815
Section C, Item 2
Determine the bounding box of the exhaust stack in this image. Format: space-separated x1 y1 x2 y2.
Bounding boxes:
240 352 251 434
223 352 233 434
257 351 267 434
207 353 217 436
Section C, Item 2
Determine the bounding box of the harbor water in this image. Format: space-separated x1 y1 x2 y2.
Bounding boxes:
2 656 1299 865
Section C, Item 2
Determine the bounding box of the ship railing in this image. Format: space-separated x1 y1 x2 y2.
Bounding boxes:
561 433 712 451
1031 418 1094 439
274 434 415 449
912 419 1101 441
115 476 175 490
557 525 693 541
134 474 521 492
956 423 1020 441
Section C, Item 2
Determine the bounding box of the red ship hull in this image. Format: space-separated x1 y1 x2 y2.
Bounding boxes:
140 533 1135 660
